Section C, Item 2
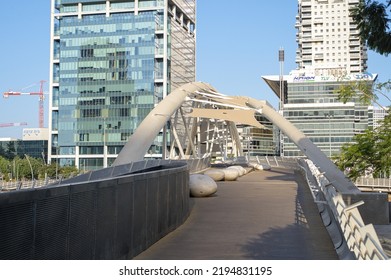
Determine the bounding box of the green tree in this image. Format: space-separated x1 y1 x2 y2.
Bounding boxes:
333 77 391 180
352 0 391 55
0 156 11 181
0 155 80 183
336 114 391 180
334 78 391 109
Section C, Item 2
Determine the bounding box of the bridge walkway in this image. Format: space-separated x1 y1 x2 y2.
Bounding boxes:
134 167 338 260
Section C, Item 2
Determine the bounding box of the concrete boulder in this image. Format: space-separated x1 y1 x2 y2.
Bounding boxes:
222 168 239 181
254 164 271 171
189 174 218 197
227 165 246 176
204 169 225 181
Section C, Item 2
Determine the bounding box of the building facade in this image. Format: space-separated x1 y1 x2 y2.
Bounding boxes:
263 0 374 158
0 140 48 162
0 128 49 162
48 0 196 170
296 0 367 74
240 112 280 157
266 73 377 157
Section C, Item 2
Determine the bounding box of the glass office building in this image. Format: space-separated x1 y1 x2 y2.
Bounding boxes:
0 139 48 162
263 72 377 157
49 0 196 170
240 112 279 157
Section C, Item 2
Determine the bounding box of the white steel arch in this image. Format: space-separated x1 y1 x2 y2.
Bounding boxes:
113 82 359 194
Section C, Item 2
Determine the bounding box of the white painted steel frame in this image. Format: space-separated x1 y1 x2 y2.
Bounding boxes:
114 81 360 194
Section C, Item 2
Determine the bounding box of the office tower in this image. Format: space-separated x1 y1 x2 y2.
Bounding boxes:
48 0 196 170
263 0 375 158
296 0 367 74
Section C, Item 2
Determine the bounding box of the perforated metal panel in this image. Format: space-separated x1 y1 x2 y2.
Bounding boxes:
0 203 34 259
0 161 189 260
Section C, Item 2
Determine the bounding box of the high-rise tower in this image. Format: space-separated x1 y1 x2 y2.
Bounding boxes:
263 0 376 158
48 0 196 170
295 0 367 75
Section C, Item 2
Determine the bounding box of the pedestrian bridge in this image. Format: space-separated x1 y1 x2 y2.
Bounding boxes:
135 164 339 260
0 82 390 260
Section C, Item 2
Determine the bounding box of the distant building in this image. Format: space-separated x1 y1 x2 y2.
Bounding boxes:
48 0 196 170
0 128 48 161
240 110 280 157
368 106 388 129
263 72 377 157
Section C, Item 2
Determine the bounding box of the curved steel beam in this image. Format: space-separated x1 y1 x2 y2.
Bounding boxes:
245 98 359 194
113 82 218 166
113 81 359 193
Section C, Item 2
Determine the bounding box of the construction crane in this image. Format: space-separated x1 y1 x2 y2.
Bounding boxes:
3 80 46 128
0 122 28 128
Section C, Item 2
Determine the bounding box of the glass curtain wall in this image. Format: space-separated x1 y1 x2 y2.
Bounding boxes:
50 0 196 170
283 80 370 157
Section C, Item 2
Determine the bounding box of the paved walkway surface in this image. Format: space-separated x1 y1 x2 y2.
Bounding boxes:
134 167 338 260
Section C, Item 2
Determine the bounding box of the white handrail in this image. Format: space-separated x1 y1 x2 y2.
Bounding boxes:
299 159 389 260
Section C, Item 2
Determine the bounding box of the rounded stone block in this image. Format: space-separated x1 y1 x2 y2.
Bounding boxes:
254 164 271 171
223 168 239 181
204 169 225 181
227 165 245 176
189 174 218 197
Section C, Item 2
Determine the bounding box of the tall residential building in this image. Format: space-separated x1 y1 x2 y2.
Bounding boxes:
263 0 375 158
49 0 196 170
296 0 367 74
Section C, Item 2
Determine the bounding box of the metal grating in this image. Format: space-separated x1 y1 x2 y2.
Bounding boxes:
0 202 34 259
68 190 97 259
34 196 69 259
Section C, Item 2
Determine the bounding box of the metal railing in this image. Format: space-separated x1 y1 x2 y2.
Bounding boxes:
299 159 389 260
253 156 299 170
356 177 391 193
1 178 62 192
1 157 211 192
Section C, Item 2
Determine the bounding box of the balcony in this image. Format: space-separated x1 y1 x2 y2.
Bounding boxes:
350 53 361 59
312 36 324 42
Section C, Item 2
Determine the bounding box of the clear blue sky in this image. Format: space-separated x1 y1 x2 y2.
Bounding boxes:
1 0 390 138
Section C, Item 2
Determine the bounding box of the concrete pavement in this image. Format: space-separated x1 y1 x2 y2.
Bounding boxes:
134 167 338 260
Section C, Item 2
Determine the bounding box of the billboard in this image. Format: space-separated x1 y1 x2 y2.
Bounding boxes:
22 128 49 141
